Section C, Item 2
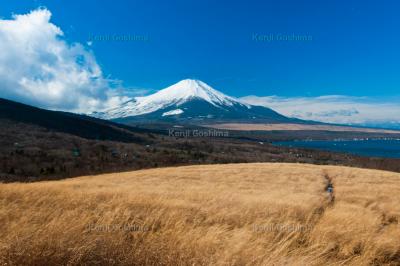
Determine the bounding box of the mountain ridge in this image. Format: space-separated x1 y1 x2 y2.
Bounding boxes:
92 79 297 124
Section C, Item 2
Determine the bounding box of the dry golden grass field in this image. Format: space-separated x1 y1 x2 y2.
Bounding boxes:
1 163 399 265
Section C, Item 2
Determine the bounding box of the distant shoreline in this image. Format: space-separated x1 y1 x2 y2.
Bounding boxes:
206 123 400 134
274 139 400 159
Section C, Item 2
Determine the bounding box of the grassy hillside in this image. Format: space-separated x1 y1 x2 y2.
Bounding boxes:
1 163 399 265
2 120 400 183
2 98 400 182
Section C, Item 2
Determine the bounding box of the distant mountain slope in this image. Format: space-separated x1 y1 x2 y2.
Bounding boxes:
0 98 149 143
92 79 299 124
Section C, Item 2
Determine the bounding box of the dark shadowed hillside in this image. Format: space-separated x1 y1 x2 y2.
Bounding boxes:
0 98 151 143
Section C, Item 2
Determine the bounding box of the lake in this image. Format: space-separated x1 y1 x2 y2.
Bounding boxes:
274 139 400 159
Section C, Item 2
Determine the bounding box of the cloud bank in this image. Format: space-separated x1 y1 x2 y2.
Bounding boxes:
241 95 400 129
0 8 129 113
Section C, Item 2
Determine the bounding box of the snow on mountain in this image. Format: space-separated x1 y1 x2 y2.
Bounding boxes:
162 109 184 117
94 79 250 119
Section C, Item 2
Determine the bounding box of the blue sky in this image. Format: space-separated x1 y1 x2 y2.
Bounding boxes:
1 0 399 98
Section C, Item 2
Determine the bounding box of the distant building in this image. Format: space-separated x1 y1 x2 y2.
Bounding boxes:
72 148 80 157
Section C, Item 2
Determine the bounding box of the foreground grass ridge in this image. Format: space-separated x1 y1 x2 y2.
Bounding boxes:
1 163 399 265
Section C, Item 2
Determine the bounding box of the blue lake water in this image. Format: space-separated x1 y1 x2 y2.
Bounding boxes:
274 139 400 159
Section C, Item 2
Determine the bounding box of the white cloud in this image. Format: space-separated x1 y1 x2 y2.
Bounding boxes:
241 95 400 129
0 8 130 113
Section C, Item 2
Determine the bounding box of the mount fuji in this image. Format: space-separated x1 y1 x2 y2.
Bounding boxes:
92 79 298 124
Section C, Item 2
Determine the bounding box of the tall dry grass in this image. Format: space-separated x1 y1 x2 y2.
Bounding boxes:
0 163 399 265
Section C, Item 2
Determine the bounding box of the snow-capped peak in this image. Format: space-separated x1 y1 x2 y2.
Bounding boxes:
151 79 237 107
96 79 249 119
